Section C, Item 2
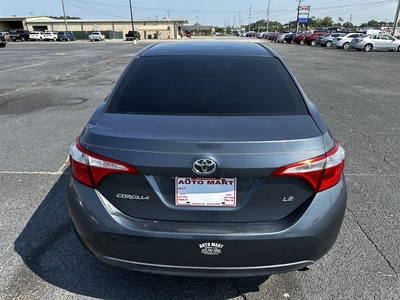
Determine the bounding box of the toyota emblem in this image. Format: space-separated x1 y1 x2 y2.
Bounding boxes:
192 159 217 175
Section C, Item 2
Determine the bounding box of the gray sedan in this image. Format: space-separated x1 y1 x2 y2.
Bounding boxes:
350 34 400 52
67 41 346 278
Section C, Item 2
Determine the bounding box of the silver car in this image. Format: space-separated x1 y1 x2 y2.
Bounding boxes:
276 33 290 43
350 34 400 52
316 33 345 47
332 32 365 49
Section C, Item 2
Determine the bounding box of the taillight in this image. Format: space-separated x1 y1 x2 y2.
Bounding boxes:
69 140 139 188
271 141 345 192
337 38 342 40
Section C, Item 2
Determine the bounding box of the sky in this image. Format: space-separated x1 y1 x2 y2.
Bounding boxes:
0 0 398 27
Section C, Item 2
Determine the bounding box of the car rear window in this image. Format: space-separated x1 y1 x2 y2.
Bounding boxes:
107 56 307 116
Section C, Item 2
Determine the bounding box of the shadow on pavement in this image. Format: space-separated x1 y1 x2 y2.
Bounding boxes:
13 168 269 299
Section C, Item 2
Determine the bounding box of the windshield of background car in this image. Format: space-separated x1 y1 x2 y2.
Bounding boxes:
107 56 308 116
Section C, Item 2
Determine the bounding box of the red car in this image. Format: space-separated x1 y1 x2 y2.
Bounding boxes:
293 33 307 44
268 32 280 41
304 32 327 46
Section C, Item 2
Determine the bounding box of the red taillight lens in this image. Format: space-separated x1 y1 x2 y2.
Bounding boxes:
337 38 342 40
271 141 345 192
69 140 139 188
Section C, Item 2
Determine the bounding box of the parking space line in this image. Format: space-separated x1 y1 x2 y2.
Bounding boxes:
0 156 70 175
0 62 48 73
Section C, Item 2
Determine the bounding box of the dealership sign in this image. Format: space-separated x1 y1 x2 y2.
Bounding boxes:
298 5 310 23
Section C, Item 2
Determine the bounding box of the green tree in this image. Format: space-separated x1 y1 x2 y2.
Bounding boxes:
322 17 334 27
367 19 380 27
214 26 225 34
343 22 354 28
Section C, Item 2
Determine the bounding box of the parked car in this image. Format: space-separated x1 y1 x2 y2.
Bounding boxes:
267 32 280 41
350 34 400 52
304 32 326 46
293 33 307 44
43 31 58 41
316 33 345 47
29 31 44 41
67 41 347 278
332 32 365 49
0 34 7 47
125 30 141 41
89 31 105 41
0 32 10 40
263 32 273 39
276 33 290 43
256 32 266 39
284 33 296 44
9 30 30 42
57 31 75 41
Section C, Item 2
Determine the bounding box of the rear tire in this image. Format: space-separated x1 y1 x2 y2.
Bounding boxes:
311 40 316 46
326 41 332 47
300 40 305 45
397 45 400 52
363 44 373 52
342 42 350 50
21 37 25 42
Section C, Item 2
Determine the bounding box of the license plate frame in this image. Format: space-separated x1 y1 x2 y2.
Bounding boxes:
175 177 236 207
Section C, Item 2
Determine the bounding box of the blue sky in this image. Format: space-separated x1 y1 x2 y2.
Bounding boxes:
0 0 398 26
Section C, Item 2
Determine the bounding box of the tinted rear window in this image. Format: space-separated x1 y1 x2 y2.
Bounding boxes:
107 56 307 116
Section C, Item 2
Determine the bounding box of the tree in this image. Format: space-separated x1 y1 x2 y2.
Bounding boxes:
322 17 334 27
343 22 354 28
367 19 380 27
214 27 225 34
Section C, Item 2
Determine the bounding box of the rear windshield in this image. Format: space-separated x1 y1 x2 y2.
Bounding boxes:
107 56 307 116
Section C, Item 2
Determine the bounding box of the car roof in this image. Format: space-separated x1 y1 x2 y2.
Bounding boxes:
141 42 273 57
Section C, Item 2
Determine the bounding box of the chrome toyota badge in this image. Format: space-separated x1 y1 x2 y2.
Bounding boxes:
192 159 217 175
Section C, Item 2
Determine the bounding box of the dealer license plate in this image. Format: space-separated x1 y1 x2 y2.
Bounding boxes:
175 177 236 207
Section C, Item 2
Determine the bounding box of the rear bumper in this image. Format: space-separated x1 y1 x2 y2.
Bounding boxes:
67 175 347 277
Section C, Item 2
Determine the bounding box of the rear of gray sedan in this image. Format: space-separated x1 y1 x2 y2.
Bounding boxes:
67 42 346 277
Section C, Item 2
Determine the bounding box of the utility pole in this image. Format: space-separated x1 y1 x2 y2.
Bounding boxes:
61 0 68 31
128 0 136 43
392 0 400 37
248 4 251 32
295 0 301 33
196 16 199 36
266 0 271 32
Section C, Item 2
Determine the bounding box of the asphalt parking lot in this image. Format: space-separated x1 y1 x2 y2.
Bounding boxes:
0 39 399 300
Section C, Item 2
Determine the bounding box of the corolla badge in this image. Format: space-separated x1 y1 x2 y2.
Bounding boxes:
192 159 217 175
116 194 149 201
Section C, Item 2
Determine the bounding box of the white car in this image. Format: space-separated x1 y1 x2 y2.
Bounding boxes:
29 31 44 41
43 31 58 41
332 32 364 49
